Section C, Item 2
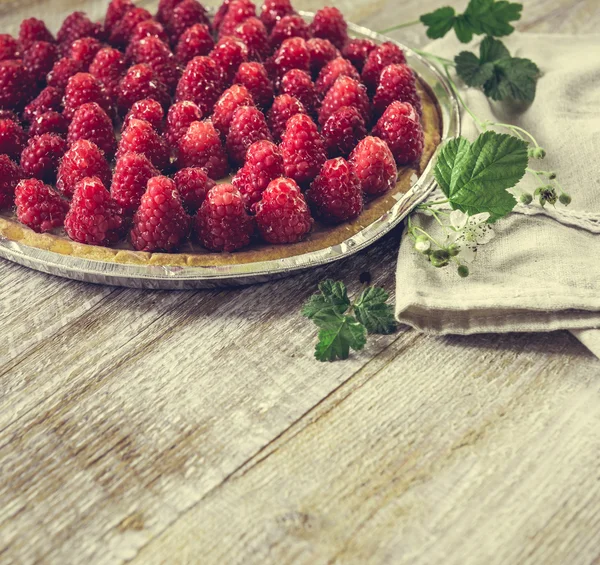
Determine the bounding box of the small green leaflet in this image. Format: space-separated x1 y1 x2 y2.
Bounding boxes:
314 315 367 362
421 0 522 43
302 279 351 322
354 287 397 335
434 131 528 222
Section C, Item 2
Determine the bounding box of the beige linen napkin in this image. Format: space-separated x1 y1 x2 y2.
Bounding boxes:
395 33 600 355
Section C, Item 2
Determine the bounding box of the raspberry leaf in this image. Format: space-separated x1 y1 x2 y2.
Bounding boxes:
420 7 456 39
302 279 351 323
455 51 495 87
314 314 367 362
354 287 397 335
480 36 510 63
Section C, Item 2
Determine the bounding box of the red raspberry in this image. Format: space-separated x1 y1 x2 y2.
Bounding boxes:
373 63 422 117
109 7 152 48
167 0 210 44
0 60 28 110
0 154 22 208
126 20 170 62
372 101 424 165
69 37 102 70
319 75 371 127
165 100 202 148
57 12 103 48
110 151 160 213
177 120 229 179
0 35 19 62
272 37 310 84
349 135 397 195
131 36 181 94
46 57 84 91
23 86 62 122
307 157 363 223
322 106 367 158
104 0 135 36
218 0 256 38
196 183 254 251
260 0 295 32
0 109 19 122
173 166 215 212
233 61 273 110
309 7 348 50
29 111 68 137
255 176 312 243
212 84 254 138
280 69 318 116
15 178 68 231
117 118 170 170
56 139 111 198
307 38 338 78
226 105 272 166
176 55 224 116
23 40 58 83
361 42 406 94
175 24 214 65
210 35 249 86
123 99 164 132
67 102 117 158
315 56 360 96
130 175 191 251
269 15 310 50
280 113 326 187
157 0 183 25
117 64 171 114
20 133 67 182
234 17 270 61
0 118 26 159
89 48 127 101
231 139 283 210
341 38 376 72
18 18 54 52
63 72 114 120
267 93 306 143
65 176 124 246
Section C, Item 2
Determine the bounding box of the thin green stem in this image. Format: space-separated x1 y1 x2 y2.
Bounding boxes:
410 226 445 249
412 48 455 67
418 198 450 208
491 122 540 147
443 65 485 130
378 20 421 34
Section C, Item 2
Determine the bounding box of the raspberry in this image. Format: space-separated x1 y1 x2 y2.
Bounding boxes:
315 56 360 96
176 55 224 116
47 57 85 91
126 20 170 61
319 75 371 127
231 139 283 210
372 101 424 165
0 109 19 122
69 37 102 70
20 133 67 182
117 118 170 171
272 37 310 84
233 61 273 110
307 157 363 223
167 0 210 44
175 23 214 65
57 12 102 48
130 175 191 252
309 7 348 50
196 183 253 252
0 35 19 62
67 102 117 158
280 69 318 116
177 120 229 179
15 178 68 232
65 176 124 246
0 154 22 208
23 40 58 83
255 177 312 243
218 0 256 38
226 105 272 166
117 64 171 114
165 100 202 148
104 0 135 36
23 86 62 122
89 48 127 101
373 63 422 117
307 38 338 78
0 60 28 110
173 166 215 212
0 118 26 159
269 15 310 50
56 139 111 199
349 135 397 195
267 93 306 143
131 36 181 94
361 42 406 94
110 151 160 213
210 35 249 86
260 0 295 32
157 0 183 25
63 72 114 120
123 99 165 132
341 39 376 72
322 106 367 158
234 17 270 61
29 111 68 137
280 113 326 187
19 18 54 52
109 7 152 48
212 84 254 138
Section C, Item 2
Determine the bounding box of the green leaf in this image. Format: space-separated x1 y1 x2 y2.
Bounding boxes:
354 287 397 335
314 315 367 362
464 0 522 38
453 15 474 43
302 279 351 323
485 57 540 103
433 137 471 196
479 35 510 63
455 51 494 87
420 7 456 39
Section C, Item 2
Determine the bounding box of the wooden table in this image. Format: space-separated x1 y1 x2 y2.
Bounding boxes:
2 1 600 563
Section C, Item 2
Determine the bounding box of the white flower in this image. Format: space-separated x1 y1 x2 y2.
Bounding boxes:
446 210 495 263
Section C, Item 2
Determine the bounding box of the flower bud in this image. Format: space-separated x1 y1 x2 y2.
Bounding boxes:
538 186 557 207
520 193 533 205
549 172 557 180
457 265 469 278
559 193 572 205
447 244 460 257
414 235 431 253
430 249 450 268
